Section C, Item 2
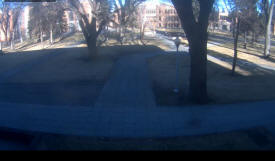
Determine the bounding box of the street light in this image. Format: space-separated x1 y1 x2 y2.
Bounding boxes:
174 36 181 93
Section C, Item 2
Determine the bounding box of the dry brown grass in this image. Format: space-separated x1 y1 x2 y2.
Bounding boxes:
2 32 86 53
2 32 163 84
0 38 163 106
3 44 162 84
148 48 275 105
209 30 232 37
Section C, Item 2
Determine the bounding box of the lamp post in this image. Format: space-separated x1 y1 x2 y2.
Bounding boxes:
174 36 181 93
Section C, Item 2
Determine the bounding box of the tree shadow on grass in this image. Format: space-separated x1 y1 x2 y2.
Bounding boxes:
207 50 275 105
150 50 275 107
0 45 164 107
209 34 275 64
208 50 275 75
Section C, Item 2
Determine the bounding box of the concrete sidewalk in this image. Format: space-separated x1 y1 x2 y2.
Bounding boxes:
0 101 275 139
95 53 157 108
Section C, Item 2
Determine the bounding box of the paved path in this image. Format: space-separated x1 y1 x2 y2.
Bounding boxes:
155 33 189 52
1 101 275 139
95 53 157 108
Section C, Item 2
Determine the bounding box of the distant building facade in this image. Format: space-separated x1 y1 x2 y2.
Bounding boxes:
138 0 182 30
217 9 231 31
0 1 87 42
138 1 232 32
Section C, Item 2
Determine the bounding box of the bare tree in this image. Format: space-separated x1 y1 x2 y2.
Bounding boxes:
28 1 67 46
138 6 148 45
112 0 145 45
10 6 22 50
44 1 68 44
224 0 259 75
209 1 219 32
68 0 111 58
28 2 48 44
0 2 10 51
171 0 214 104
0 2 23 50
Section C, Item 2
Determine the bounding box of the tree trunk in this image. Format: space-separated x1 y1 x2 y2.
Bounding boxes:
10 32 15 50
232 18 236 38
264 0 275 58
232 17 240 76
0 42 2 56
41 31 43 43
188 31 208 104
140 23 146 45
119 26 123 46
19 28 23 43
243 31 247 49
87 35 97 58
171 0 214 104
50 25 53 44
10 41 14 50
251 31 255 45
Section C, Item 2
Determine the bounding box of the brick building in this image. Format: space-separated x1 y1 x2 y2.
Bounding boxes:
138 0 182 30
